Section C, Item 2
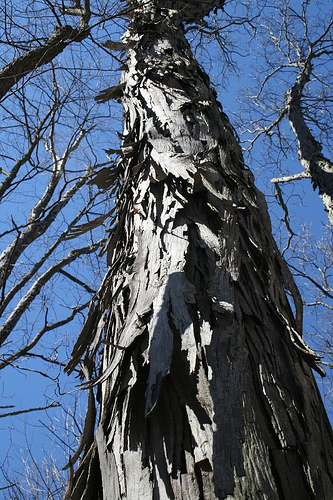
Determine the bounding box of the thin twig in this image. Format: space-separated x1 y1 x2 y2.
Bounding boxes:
0 402 59 418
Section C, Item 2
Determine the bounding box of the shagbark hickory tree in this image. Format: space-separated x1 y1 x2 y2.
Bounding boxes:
66 1 333 498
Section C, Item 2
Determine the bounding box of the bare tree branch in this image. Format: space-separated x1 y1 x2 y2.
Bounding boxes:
0 301 90 370
0 241 103 347
0 402 60 419
271 171 311 183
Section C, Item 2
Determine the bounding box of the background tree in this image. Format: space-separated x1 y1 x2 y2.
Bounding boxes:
235 0 333 415
64 1 333 498
0 0 126 493
0 0 123 361
237 0 333 222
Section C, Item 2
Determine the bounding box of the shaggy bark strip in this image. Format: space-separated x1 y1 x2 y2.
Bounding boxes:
66 2 333 499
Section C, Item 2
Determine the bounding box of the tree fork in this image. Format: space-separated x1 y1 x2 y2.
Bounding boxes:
66 2 333 499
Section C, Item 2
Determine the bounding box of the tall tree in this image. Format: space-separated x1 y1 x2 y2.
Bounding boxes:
65 1 333 498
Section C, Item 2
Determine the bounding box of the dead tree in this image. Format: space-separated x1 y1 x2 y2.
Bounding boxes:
64 1 333 498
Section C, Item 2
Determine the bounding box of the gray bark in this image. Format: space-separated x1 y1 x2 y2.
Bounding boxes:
66 2 333 498
287 60 333 224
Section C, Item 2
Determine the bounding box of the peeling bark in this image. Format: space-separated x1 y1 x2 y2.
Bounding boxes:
66 3 333 499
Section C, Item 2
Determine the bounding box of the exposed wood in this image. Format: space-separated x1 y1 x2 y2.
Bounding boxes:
67 2 333 498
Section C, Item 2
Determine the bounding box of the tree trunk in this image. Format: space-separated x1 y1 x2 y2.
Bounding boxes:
66 2 333 498
287 60 333 225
